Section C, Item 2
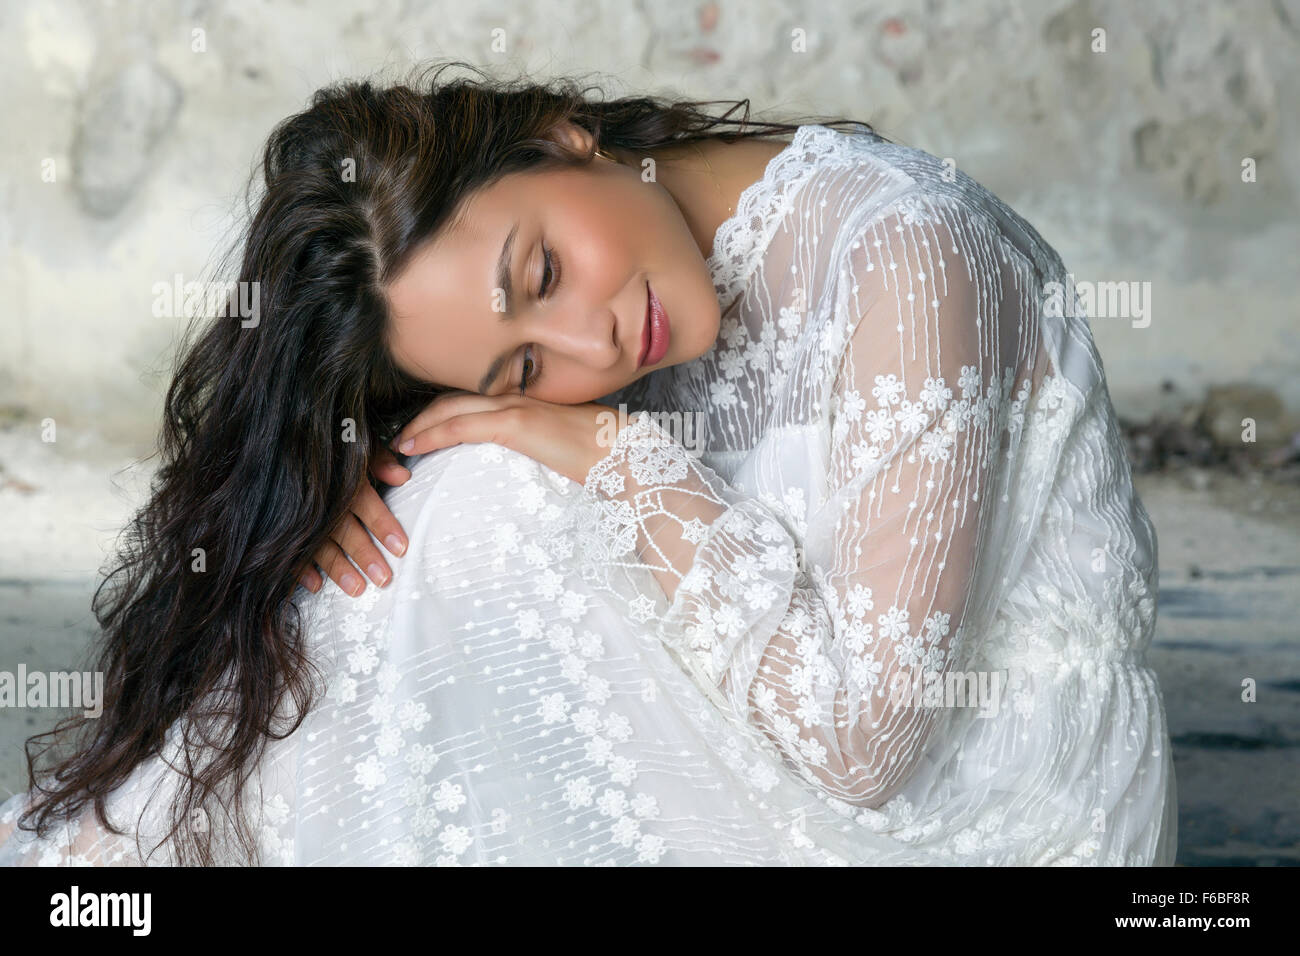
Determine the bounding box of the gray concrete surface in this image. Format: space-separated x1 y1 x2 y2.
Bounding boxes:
1137 471 1300 866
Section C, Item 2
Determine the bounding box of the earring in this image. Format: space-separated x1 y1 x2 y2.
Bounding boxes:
594 146 617 163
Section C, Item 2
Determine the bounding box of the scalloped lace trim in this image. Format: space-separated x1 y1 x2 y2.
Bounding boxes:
705 124 869 307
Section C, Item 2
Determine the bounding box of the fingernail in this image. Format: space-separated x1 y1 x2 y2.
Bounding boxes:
398 438 414 454
340 572 363 596
384 534 407 557
366 562 390 586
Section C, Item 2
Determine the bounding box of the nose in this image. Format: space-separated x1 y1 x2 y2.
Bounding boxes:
533 303 621 369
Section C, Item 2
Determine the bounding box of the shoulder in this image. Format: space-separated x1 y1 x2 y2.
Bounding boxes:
833 187 987 324
830 135 1067 281
768 128 998 271
822 186 1006 421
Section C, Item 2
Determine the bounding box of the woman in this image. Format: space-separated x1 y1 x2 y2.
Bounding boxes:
0 61 1176 865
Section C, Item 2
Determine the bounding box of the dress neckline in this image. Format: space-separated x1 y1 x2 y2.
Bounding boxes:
703 124 854 308
618 124 866 414
707 125 816 300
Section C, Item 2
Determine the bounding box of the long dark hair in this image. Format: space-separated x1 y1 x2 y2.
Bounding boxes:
17 60 874 864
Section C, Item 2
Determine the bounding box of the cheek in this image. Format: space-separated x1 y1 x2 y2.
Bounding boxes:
570 173 667 262
522 367 606 405
392 316 468 387
564 200 637 274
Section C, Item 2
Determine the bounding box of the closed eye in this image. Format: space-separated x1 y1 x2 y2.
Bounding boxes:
518 244 560 396
539 243 561 299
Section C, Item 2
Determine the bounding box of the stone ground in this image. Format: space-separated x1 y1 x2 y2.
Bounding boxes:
1135 471 1300 866
0 429 1296 865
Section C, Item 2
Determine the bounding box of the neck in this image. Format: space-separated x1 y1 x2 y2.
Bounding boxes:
610 139 755 260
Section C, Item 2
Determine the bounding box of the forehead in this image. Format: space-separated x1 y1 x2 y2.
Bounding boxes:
385 196 501 327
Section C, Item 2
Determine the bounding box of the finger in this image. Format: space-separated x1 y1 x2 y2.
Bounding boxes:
299 565 323 592
332 512 393 587
395 392 518 452
393 394 468 450
399 408 523 457
350 481 408 558
315 537 367 597
369 446 411 486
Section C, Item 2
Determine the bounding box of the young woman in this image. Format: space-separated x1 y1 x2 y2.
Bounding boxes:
1 61 1176 865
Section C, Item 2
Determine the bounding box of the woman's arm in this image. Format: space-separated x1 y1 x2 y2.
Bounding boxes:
575 192 1014 806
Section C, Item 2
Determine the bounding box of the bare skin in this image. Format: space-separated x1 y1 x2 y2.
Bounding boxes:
302 123 791 596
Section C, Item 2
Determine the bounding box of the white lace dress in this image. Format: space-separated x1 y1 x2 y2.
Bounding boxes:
0 124 1177 866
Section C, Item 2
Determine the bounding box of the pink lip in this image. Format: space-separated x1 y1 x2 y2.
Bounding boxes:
638 281 671 369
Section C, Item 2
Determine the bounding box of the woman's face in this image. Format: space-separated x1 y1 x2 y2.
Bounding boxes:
384 126 722 405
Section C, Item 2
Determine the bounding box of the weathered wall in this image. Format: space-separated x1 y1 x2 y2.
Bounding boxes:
1 0 1297 451
1 0 1297 866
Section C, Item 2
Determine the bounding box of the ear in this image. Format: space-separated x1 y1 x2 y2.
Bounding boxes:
545 119 596 158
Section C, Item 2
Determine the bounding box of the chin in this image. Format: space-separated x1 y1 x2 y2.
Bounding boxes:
686 312 722 362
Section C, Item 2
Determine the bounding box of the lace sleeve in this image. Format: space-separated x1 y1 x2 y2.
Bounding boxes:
573 191 1014 807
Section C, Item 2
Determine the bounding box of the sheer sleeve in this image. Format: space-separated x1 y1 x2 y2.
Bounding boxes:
575 191 1014 808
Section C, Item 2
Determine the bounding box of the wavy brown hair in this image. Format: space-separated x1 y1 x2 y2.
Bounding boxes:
16 59 875 864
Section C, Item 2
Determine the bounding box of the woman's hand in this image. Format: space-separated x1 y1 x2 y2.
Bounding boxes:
299 391 619 599
298 447 412 597
393 390 616 487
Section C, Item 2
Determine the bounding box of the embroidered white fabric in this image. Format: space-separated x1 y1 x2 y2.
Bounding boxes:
0 124 1176 866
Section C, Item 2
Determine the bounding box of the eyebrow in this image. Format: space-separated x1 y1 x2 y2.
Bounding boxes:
477 219 521 395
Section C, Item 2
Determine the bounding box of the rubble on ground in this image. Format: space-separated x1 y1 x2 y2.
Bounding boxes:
1119 380 1300 482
